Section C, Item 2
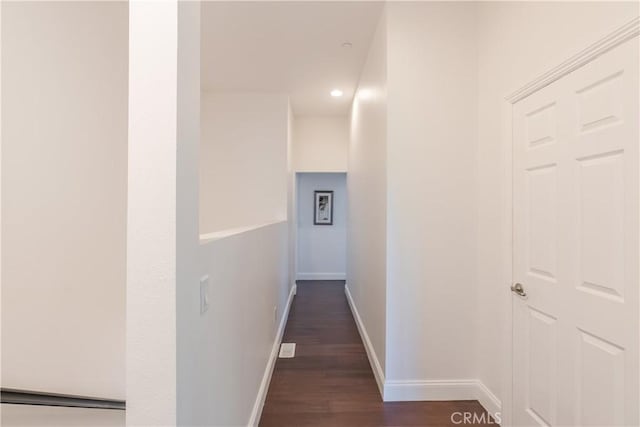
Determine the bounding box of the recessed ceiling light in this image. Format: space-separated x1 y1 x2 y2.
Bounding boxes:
342 42 353 48
331 89 343 97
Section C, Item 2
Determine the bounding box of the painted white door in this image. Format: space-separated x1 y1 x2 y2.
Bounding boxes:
512 38 639 426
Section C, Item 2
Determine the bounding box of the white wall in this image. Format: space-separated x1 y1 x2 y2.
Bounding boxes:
347 7 388 377
1 4 4 419
384 1 478 384
290 113 348 287
293 116 348 172
287 105 297 291
194 222 291 426
175 2 202 425
196 93 293 424
1 1 127 399
475 0 639 410
348 2 479 399
127 2 201 425
200 92 289 233
296 173 347 281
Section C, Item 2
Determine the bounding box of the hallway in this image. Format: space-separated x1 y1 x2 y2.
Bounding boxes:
260 281 493 426
3 3 638 425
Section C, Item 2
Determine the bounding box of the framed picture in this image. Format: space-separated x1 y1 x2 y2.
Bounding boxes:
314 190 334 225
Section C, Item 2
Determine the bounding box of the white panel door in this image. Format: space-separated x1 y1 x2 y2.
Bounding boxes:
513 38 639 426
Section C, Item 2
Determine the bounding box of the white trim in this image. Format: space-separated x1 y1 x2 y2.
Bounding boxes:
500 98 515 427
297 272 346 281
199 220 286 245
344 284 385 396
475 381 502 418
291 169 298 290
505 16 639 104
247 283 296 427
384 379 478 402
383 379 501 412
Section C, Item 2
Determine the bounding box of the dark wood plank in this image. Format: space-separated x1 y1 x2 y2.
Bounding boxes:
260 281 498 426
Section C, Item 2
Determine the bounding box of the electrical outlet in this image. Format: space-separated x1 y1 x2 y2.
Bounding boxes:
200 275 210 314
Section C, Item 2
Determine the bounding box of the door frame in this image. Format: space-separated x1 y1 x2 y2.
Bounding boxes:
500 17 640 426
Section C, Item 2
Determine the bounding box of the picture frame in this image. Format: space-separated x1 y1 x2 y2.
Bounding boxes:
314 190 334 225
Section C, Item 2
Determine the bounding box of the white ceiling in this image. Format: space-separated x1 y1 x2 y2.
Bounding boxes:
201 2 384 116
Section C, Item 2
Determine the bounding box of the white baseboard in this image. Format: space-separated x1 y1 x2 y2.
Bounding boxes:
297 272 346 281
384 379 477 401
475 380 502 417
344 284 385 396
247 283 296 427
384 379 501 414
343 287 502 414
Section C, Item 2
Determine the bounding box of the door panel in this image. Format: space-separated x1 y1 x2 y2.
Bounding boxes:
576 151 624 301
526 307 558 426
514 79 566 427
576 329 625 426
527 164 558 283
512 38 639 426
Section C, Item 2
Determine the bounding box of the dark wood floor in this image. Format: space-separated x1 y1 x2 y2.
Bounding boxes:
260 281 495 426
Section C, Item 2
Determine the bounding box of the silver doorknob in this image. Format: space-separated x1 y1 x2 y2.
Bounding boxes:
511 282 527 297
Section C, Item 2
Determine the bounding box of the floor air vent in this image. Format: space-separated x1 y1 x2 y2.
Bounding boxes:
279 343 296 358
